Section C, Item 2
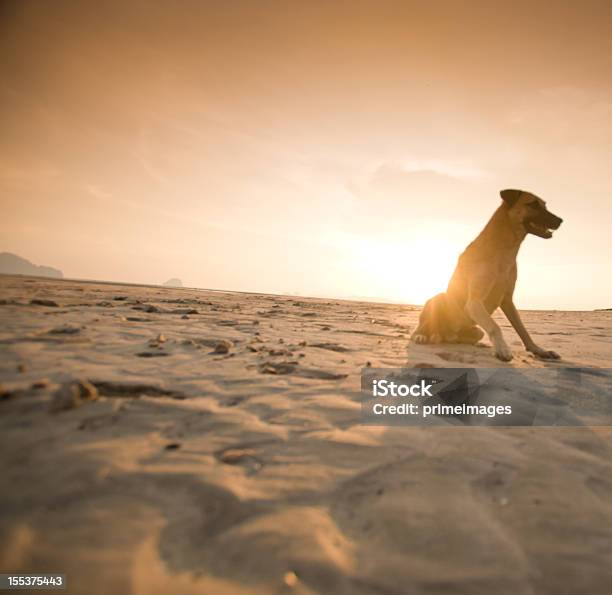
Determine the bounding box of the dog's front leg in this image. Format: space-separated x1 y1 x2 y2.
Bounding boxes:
501 298 560 359
465 276 513 361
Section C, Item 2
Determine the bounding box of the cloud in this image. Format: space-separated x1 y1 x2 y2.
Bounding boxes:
85 184 113 199
344 157 491 234
395 157 490 181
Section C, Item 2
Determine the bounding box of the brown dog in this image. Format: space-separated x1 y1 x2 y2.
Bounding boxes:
412 189 563 361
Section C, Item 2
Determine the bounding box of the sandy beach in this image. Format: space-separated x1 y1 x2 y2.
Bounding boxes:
0 274 611 594
3 0 612 592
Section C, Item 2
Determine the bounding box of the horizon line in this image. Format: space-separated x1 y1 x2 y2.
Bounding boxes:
0 273 607 313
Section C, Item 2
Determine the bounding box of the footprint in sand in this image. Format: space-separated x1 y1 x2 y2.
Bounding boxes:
92 381 185 399
136 351 169 358
257 361 347 380
215 447 263 474
471 463 518 502
436 351 476 364
310 342 350 353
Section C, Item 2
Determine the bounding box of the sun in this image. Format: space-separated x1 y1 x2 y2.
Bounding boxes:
338 231 460 305
383 235 459 305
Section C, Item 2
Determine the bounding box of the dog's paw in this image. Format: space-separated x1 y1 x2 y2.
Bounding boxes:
495 345 513 362
529 346 561 360
412 334 429 344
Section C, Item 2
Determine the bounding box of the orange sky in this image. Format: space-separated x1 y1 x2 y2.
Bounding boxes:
1 0 611 309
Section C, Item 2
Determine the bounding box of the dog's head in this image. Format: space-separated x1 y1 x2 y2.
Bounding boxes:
500 189 563 239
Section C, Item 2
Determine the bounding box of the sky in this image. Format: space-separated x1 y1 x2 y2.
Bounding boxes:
1 0 611 309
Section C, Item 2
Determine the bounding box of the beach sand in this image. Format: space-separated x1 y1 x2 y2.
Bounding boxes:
1 275 611 594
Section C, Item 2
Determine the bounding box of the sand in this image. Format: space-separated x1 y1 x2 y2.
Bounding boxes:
0 275 611 595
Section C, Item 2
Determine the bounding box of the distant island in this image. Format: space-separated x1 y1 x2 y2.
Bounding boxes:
163 277 183 288
0 252 63 279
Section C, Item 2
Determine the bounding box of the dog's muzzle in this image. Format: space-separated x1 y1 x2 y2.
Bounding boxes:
524 209 563 239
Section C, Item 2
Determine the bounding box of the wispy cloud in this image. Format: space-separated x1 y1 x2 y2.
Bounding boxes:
85 184 113 199
394 157 489 181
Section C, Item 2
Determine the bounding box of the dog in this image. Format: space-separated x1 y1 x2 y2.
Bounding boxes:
411 189 563 361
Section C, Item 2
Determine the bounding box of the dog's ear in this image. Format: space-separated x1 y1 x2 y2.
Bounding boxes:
500 189 523 207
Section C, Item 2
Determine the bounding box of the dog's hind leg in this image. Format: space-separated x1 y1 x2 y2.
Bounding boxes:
412 293 446 344
455 326 484 345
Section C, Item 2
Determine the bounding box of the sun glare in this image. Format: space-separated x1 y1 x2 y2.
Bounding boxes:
336 230 461 305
